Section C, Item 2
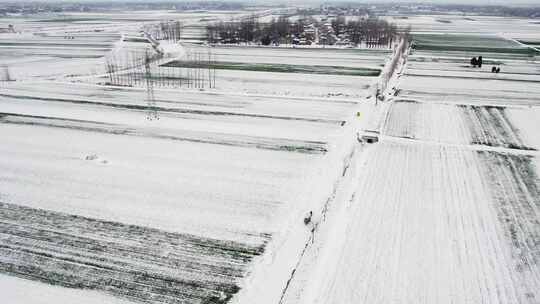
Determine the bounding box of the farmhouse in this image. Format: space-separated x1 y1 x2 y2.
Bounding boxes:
0 24 15 33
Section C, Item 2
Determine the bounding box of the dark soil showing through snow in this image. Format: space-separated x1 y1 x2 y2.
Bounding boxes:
478 152 540 273
461 105 535 151
0 202 269 304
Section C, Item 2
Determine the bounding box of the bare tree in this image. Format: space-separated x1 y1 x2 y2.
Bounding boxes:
155 20 183 43
144 50 158 120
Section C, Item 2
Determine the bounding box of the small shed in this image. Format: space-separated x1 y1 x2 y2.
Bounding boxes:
361 130 379 144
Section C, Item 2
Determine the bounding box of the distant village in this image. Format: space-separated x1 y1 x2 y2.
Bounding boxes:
206 12 403 48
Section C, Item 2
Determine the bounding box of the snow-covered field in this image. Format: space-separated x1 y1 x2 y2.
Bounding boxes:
283 146 540 304
0 32 119 79
280 14 540 304
206 46 389 69
0 9 387 304
0 9 256 80
2 9 539 304
168 44 385 98
383 100 539 150
304 140 540 303
385 15 540 38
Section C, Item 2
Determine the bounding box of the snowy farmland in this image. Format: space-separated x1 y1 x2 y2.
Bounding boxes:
278 15 540 304
299 141 540 303
0 9 392 304
2 7 540 304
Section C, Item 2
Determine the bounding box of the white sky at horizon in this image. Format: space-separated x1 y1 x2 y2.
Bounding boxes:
0 0 539 4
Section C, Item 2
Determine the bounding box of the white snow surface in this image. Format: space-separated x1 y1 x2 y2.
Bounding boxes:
0 9 387 304
281 14 540 304
2 10 540 304
0 274 133 304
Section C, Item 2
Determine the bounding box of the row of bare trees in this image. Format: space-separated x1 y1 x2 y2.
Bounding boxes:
335 17 399 48
207 16 300 45
105 50 154 87
206 15 401 48
377 35 411 98
104 48 216 89
144 20 183 43
176 50 217 89
104 47 216 120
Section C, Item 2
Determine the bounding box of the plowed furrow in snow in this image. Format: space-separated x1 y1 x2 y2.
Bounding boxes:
477 152 540 288
383 100 419 139
0 202 269 304
461 105 532 150
383 100 535 150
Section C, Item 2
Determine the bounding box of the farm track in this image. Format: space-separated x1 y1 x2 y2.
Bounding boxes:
0 202 268 304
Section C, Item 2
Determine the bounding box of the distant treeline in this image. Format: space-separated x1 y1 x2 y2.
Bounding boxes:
0 1 244 14
390 4 540 19
207 16 403 47
338 17 400 47
207 16 292 45
440 5 540 18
